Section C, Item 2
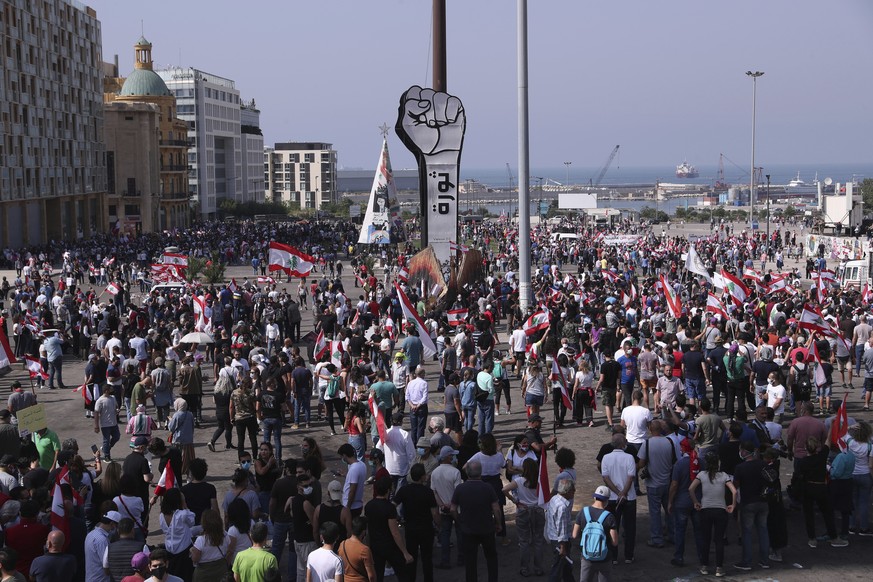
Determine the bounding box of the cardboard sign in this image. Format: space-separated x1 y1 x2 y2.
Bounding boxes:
16 403 47 433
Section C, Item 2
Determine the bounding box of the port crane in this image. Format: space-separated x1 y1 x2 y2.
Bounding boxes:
588 145 620 186
506 163 515 191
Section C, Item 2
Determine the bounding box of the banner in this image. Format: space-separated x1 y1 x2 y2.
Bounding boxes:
600 235 642 246
358 138 404 244
17 403 46 432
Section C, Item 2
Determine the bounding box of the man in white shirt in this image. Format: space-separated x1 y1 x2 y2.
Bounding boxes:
509 324 528 378
94 386 120 461
620 390 652 448
406 366 429 443
306 522 344 582
600 433 638 563
377 411 416 491
431 446 463 568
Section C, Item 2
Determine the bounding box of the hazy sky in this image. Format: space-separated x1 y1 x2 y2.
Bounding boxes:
90 0 873 172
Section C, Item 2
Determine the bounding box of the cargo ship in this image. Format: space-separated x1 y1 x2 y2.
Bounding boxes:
675 160 699 178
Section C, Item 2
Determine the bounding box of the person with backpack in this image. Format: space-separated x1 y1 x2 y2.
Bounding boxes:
789 353 813 414
571 485 618 582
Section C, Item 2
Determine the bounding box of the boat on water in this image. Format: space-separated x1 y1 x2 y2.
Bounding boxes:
675 160 699 178
784 171 819 194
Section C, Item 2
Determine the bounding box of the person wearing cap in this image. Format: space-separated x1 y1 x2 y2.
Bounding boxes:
122 437 153 521
126 404 157 449
545 478 576 582
85 510 122 582
7 380 36 418
311 480 353 544
122 551 151 582
571 485 618 579
29 530 77 582
524 414 557 456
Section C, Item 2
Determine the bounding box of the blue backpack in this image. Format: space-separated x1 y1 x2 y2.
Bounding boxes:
580 507 610 561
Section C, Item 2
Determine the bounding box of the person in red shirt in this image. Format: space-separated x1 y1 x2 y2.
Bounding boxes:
671 341 684 379
5 499 51 578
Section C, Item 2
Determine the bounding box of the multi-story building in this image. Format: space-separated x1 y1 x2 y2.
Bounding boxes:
240 101 264 204
104 36 190 232
264 142 337 210
0 0 106 247
157 66 262 218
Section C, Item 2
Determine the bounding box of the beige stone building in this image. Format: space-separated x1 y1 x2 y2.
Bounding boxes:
104 36 190 232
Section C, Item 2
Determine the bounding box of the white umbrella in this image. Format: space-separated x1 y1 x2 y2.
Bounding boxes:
180 331 214 344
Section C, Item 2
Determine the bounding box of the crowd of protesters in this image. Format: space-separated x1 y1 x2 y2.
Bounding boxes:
0 214 871 582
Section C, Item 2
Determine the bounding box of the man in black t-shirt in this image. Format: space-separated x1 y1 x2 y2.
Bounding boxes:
257 378 286 460
393 464 439 582
732 443 770 569
121 437 152 524
598 352 622 430
451 460 500 582
365 476 413 579
180 458 217 525
269 459 298 574
290 358 313 429
572 486 619 580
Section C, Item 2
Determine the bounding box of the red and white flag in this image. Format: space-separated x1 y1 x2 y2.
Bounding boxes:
552 361 574 412
154 462 176 496
257 276 276 285
447 308 468 327
355 274 367 288
798 304 829 334
743 268 762 282
832 397 849 450
329 340 345 368
660 275 682 318
449 241 470 253
601 269 620 283
25 355 48 380
50 467 71 549
76 383 97 406
268 242 314 278
192 295 210 333
105 282 120 296
705 293 729 320
314 330 328 360
535 448 552 505
523 310 550 336
765 275 789 295
349 310 360 328
228 278 238 293
0 325 17 368
398 266 409 282
548 288 563 303
393 283 437 358
810 341 828 389
162 253 188 267
720 269 750 307
368 394 388 444
863 282 873 304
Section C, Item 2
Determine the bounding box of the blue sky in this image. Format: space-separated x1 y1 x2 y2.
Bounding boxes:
90 0 873 171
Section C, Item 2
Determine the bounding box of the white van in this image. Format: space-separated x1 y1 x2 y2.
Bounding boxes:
550 232 579 242
148 282 187 296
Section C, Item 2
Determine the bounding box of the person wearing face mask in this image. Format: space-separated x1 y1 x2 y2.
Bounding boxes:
410 437 438 480
143 549 182 582
288 472 318 582
84 510 122 582
505 435 536 480
765 372 787 424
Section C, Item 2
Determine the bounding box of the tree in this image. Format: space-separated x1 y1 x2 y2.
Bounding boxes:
202 254 226 285
861 178 873 211
185 257 206 283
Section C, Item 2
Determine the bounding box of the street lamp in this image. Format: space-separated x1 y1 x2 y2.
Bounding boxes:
746 70 764 230
766 173 771 253
563 161 572 187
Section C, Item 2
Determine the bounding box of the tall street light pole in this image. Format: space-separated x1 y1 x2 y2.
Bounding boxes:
564 161 572 188
766 173 771 253
517 0 531 310
746 70 764 231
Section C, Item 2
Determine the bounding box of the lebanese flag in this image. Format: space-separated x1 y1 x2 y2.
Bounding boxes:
257 276 276 285
548 288 563 303
832 397 849 451
523 310 550 336
329 340 345 368
798 304 829 334
50 466 71 550
314 330 328 360
535 448 552 505
76 383 96 406
355 274 366 288
817 269 836 283
447 308 468 327
268 242 314 278
601 269 620 283
720 269 750 307
449 241 470 253
192 295 209 332
705 293 728 320
810 341 828 389
105 282 120 296
228 278 238 293
349 310 360 328
398 266 409 282
162 253 188 267
393 283 437 358
863 282 873 304
660 275 682 318
593 231 605 243
743 268 762 282
765 274 789 295
552 361 574 411
105 257 116 266
25 355 48 380
0 325 17 368
368 394 388 444
154 462 176 496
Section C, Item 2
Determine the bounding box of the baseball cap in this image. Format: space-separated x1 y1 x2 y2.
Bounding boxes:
0 410 10 420
131 552 149 571
394 351 405 360
133 436 150 447
327 480 343 501
438 445 459 461
593 485 611 501
527 413 543 423
102 510 123 524
416 436 431 449
10 380 21 389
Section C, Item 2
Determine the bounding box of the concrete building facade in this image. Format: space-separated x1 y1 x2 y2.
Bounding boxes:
240 101 264 204
0 0 106 247
157 67 261 218
264 142 337 210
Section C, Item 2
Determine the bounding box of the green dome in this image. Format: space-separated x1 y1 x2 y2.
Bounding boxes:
120 69 171 97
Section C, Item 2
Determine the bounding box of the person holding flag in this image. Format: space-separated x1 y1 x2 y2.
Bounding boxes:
550 353 574 428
